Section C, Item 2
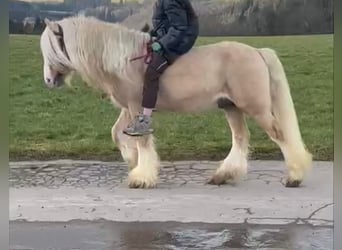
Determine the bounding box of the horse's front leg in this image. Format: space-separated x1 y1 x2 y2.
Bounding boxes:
111 108 138 170
126 106 160 188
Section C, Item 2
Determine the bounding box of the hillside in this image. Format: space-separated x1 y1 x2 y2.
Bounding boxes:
123 0 333 36
10 0 333 36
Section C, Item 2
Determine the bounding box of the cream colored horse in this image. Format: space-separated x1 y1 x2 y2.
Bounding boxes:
40 16 312 189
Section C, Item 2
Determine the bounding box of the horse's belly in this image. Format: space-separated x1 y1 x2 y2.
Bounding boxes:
156 71 223 112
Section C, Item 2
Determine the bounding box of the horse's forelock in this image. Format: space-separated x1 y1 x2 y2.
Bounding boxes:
40 26 71 73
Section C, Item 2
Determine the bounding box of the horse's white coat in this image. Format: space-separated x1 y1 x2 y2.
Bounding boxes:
40 16 312 188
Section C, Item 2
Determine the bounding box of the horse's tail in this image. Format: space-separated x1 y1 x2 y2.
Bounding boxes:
258 48 312 174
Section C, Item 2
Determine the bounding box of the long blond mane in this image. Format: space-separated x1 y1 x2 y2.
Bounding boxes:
41 15 150 89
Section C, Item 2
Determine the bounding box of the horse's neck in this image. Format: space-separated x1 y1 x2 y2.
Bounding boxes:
68 18 147 106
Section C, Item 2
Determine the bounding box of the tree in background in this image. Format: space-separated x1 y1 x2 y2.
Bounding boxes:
64 0 111 11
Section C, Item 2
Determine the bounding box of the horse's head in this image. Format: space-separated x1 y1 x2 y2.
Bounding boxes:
40 18 72 88
141 23 151 33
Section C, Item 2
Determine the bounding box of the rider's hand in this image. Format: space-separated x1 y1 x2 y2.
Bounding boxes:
151 42 162 52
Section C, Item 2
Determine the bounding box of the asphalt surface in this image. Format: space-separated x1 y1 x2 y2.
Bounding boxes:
9 160 333 249
10 221 333 250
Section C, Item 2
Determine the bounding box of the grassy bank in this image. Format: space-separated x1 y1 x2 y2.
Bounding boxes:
9 34 333 161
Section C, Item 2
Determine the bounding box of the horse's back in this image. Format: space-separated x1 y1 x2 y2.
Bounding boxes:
162 40 259 78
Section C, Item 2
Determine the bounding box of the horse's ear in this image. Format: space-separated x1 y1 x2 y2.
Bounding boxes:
45 18 63 36
44 18 50 26
141 23 150 33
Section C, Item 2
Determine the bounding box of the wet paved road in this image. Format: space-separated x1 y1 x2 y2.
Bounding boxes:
9 160 333 249
10 221 333 250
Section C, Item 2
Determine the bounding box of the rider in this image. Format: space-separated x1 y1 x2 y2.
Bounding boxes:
123 0 199 136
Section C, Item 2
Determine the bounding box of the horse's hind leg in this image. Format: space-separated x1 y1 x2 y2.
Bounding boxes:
208 106 249 185
252 111 311 187
111 108 138 170
255 47 312 187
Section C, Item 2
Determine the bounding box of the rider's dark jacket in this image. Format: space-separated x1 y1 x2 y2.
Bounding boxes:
150 0 199 55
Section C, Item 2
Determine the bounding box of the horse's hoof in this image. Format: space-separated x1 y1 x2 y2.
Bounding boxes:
285 179 301 188
207 175 227 186
128 179 156 189
128 173 157 189
128 175 157 188
127 166 158 189
207 168 244 186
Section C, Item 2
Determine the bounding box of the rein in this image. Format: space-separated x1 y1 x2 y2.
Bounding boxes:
130 39 153 64
129 22 163 64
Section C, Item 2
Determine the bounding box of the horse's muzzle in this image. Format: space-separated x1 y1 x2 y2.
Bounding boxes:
45 73 64 88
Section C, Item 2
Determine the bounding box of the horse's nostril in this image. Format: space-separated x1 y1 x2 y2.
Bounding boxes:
46 78 51 83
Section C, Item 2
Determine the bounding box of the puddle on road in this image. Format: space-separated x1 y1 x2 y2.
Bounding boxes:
10 221 333 250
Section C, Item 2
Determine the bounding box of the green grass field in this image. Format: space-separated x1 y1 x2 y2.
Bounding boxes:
9 34 333 161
